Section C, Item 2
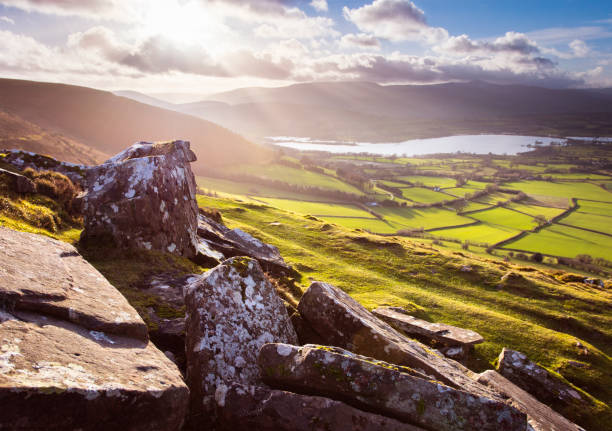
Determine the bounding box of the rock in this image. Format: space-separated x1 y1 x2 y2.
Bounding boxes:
477 370 585 431
297 282 500 399
196 213 294 276
218 383 426 431
497 349 592 419
0 167 36 193
289 312 326 345
259 343 527 431
184 257 298 424
80 140 199 257
0 227 189 430
0 226 147 340
372 306 484 348
0 149 88 186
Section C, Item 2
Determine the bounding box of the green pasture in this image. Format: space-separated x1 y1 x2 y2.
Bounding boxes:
469 207 537 231
321 216 400 234
257 198 374 218
432 223 519 245
400 187 451 203
504 180 612 202
461 201 493 212
576 200 612 215
560 211 612 235
473 192 515 205
376 207 474 230
507 202 567 219
396 175 458 188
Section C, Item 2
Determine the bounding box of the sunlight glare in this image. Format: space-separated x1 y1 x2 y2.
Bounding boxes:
143 0 219 45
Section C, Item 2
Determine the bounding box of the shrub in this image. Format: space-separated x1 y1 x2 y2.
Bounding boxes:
531 252 544 263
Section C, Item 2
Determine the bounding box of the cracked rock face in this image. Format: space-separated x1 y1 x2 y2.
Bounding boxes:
184 257 298 426
80 140 199 257
497 348 593 422
0 227 189 430
259 344 527 431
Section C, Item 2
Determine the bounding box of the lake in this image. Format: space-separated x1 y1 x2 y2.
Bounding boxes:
265 135 569 156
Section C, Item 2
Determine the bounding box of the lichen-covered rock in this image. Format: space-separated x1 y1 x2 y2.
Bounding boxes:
372 306 484 347
0 167 36 193
80 140 199 257
259 344 527 431
218 382 426 431
0 227 189 430
184 257 298 425
297 282 500 399
477 370 585 431
497 349 593 422
289 312 326 345
0 227 147 340
0 149 88 186
196 213 294 276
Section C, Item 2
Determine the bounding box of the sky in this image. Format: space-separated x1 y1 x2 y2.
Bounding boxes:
0 0 611 97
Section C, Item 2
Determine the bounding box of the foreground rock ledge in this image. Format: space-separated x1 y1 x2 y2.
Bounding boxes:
184 256 298 425
259 343 527 431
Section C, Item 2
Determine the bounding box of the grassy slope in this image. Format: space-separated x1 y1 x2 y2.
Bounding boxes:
505 181 612 202
469 207 536 231
197 194 611 430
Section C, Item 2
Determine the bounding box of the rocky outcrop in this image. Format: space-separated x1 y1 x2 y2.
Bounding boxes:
497 348 592 420
0 227 189 430
0 149 88 185
184 257 298 425
80 140 199 257
297 281 501 399
219 382 426 431
372 306 483 359
260 343 527 431
196 213 293 276
477 370 585 431
0 167 36 193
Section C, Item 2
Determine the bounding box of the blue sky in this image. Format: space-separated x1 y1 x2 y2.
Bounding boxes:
0 0 610 95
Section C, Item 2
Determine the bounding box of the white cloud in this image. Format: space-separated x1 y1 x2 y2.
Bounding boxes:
526 26 612 44
339 33 381 50
437 32 540 56
310 0 328 12
343 0 427 41
0 15 15 24
0 0 135 20
569 39 590 58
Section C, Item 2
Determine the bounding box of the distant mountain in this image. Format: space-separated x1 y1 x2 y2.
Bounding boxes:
173 81 612 142
113 91 175 111
0 78 270 171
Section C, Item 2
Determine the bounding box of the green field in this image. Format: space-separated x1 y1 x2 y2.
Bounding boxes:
560 211 612 235
321 216 401 233
377 179 410 188
376 207 474 230
504 224 612 259
444 187 482 197
473 192 515 205
507 202 567 219
396 175 458 188
432 223 520 244
461 201 493 212
548 173 611 180
504 180 612 202
577 200 612 215
400 187 452 203
469 207 537 231
257 198 374 218
228 163 365 195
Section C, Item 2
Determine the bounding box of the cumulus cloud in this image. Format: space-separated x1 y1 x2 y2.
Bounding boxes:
0 0 132 20
339 33 381 50
310 0 328 12
0 15 15 24
569 39 590 58
343 0 427 41
438 32 540 56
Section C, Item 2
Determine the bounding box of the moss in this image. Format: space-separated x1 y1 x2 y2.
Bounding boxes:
417 398 426 416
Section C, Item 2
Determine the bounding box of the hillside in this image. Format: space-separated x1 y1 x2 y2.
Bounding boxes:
0 78 270 170
167 81 612 142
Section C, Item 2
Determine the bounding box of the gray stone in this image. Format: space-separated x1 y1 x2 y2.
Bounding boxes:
259 343 527 431
297 282 502 399
218 383 427 431
184 257 298 425
0 168 36 193
372 306 484 347
80 140 199 257
477 370 585 431
0 149 88 186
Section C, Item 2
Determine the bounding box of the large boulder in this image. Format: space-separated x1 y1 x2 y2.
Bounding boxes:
218 382 426 431
0 227 189 430
259 344 527 431
196 213 293 276
477 370 585 431
297 282 500 399
184 257 298 425
80 140 199 257
497 348 593 423
0 167 36 194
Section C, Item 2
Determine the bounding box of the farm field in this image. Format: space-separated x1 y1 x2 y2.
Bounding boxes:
504 180 612 202
444 186 483 197
503 224 612 259
507 202 567 219
560 211 612 235
576 199 612 215
321 216 400 233
400 186 452 203
375 207 474 230
461 201 493 212
473 192 515 205
432 223 519 245
469 207 537 231
396 175 457 188
256 198 373 218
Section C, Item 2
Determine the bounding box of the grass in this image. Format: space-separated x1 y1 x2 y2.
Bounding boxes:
504 180 612 202
469 207 537 231
257 197 374 218
560 211 612 235
196 176 334 201
431 223 520 245
396 175 458 188
473 192 515 205
576 200 612 216
227 163 365 195
400 187 451 203
461 201 493 212
196 194 612 431
376 207 474 230
321 216 401 233
504 224 612 260
507 202 567 219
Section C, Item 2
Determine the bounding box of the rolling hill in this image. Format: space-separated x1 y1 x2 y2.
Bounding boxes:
0 78 270 171
156 81 612 142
